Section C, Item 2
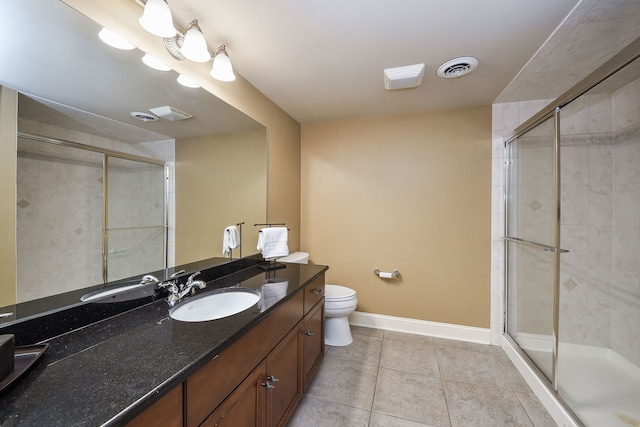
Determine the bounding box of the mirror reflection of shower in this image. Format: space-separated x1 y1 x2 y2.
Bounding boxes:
16 95 170 303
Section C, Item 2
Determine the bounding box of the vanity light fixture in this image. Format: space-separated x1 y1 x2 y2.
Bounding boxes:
177 74 200 88
98 28 135 50
138 2 236 83
141 53 171 71
180 19 211 63
210 44 236 82
139 0 176 38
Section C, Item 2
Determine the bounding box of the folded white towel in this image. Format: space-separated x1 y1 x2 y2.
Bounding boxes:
222 226 241 257
256 227 289 260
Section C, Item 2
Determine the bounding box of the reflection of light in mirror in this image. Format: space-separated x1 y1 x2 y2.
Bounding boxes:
98 27 134 50
141 54 171 71
177 74 200 88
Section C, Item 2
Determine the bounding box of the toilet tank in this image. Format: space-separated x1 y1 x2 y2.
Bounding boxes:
278 251 309 264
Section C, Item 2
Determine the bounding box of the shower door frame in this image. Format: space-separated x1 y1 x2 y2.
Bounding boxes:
502 36 640 425
17 132 169 284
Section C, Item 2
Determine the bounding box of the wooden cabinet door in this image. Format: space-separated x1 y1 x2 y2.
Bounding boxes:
126 384 183 427
265 323 303 427
303 300 324 392
200 360 266 427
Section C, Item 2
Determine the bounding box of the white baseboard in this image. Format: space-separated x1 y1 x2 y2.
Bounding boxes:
349 311 491 345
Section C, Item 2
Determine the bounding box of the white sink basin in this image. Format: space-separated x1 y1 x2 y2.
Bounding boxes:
169 288 260 322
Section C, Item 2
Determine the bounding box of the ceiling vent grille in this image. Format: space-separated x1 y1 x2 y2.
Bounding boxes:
149 105 193 121
437 57 478 79
130 111 159 122
384 63 426 90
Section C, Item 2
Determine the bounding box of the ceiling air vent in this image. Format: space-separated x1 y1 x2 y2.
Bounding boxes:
384 63 426 90
149 105 193 121
437 56 478 79
130 111 159 122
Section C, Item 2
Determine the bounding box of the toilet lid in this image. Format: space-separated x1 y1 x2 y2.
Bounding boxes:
325 284 356 300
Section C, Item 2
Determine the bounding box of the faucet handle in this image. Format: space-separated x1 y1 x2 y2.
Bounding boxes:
141 274 159 284
187 271 201 285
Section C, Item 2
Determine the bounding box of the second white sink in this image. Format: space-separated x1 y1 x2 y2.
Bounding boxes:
169 288 260 322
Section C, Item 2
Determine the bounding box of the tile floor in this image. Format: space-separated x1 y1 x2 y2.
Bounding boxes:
289 326 557 427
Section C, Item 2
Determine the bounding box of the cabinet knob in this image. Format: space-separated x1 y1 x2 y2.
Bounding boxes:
267 375 280 382
304 330 314 336
261 381 275 390
311 288 322 295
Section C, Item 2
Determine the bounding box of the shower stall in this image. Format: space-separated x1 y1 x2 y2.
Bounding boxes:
504 46 640 425
16 133 167 302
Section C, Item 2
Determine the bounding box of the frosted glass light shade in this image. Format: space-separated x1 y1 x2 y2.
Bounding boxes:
98 28 135 50
210 47 236 82
177 74 200 88
181 20 211 62
142 54 171 71
139 0 176 38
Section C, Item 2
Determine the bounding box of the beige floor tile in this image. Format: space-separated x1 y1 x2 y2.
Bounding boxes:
369 412 438 426
288 395 371 427
328 334 383 366
443 380 534 427
383 331 435 345
436 347 509 389
372 368 451 427
306 353 378 410
515 392 558 427
351 326 385 338
494 353 533 393
380 338 440 378
433 337 503 355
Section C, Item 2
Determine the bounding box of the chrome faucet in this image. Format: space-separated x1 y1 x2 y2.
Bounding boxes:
157 271 206 306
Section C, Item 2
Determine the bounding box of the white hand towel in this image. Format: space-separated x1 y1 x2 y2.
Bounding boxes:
256 227 289 260
222 226 240 256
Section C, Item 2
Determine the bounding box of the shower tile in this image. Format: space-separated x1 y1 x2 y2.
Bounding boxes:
588 93 613 134
561 185 589 225
613 139 640 184
288 396 371 427
613 226 640 272
372 368 450 426
586 267 613 347
380 337 439 377
588 225 613 267
443 380 533 427
561 95 589 136
613 77 640 131
589 144 614 185
561 145 589 185
588 186 614 227
614 184 640 228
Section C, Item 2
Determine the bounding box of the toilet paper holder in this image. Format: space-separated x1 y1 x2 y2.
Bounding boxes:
373 268 400 279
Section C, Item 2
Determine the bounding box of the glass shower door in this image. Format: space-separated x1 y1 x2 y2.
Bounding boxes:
505 116 559 383
105 156 166 282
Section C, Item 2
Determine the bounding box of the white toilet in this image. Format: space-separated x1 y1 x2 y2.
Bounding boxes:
324 284 358 346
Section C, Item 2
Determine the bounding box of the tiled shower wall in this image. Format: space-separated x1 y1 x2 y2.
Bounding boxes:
492 75 640 366
16 118 174 302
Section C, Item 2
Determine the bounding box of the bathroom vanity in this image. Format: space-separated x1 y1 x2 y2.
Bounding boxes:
0 259 327 426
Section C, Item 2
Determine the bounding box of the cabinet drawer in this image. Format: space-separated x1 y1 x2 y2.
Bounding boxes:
303 275 325 314
186 291 303 427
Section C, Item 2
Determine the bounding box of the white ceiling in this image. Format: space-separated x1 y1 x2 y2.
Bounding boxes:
168 0 581 124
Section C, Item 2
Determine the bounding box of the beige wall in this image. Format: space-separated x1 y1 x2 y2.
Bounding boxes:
0 87 17 308
175 129 267 265
301 106 492 327
61 0 302 251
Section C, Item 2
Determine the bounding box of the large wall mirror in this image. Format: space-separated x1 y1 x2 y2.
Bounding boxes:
0 0 266 314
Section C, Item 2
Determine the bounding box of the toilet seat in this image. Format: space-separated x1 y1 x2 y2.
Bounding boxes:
325 284 356 301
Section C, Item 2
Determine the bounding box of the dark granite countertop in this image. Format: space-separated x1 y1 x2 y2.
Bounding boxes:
0 262 327 426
